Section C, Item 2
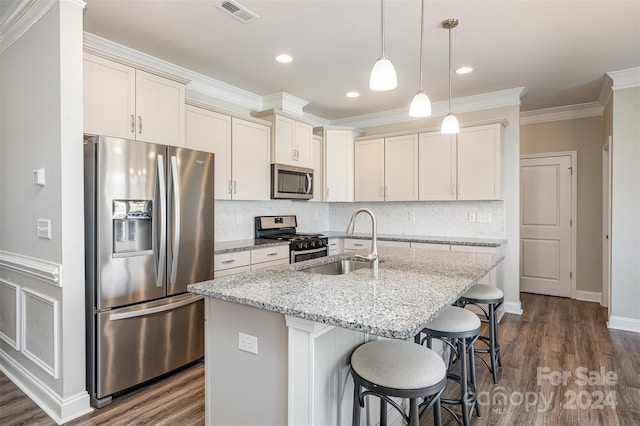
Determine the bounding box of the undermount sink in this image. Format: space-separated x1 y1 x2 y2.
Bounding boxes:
300 259 374 275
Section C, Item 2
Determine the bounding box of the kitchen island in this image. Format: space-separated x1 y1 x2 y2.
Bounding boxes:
188 246 504 425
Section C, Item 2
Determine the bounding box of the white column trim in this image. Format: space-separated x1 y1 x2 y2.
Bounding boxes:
0 251 61 287
285 316 335 426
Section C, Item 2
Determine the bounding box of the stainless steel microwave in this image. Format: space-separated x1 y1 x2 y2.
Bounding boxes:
271 163 313 200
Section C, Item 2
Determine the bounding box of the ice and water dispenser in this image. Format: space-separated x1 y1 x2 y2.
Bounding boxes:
112 200 153 257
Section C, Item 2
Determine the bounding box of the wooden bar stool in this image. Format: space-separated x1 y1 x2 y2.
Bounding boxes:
417 306 481 426
456 284 504 384
351 339 447 426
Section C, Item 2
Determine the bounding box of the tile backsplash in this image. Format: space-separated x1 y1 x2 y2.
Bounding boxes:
215 200 504 242
329 201 504 238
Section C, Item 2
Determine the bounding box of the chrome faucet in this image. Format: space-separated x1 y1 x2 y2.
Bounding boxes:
346 208 379 276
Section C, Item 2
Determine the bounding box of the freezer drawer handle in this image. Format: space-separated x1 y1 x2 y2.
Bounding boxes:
108 295 204 321
156 154 167 288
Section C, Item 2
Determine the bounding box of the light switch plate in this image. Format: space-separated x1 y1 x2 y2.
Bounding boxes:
37 219 51 239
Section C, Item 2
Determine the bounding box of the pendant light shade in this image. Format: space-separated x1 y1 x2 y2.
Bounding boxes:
370 57 398 91
370 0 397 91
441 18 460 134
441 113 460 134
409 91 432 117
408 0 431 117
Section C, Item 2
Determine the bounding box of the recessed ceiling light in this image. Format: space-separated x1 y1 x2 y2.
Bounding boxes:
346 91 360 98
456 66 473 75
275 54 293 64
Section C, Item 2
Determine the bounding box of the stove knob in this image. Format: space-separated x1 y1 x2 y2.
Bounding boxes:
310 241 316 248
302 242 309 249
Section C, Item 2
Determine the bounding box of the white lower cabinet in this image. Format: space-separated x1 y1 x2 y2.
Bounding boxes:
251 245 290 271
327 238 341 255
214 251 251 278
215 245 289 277
343 239 369 252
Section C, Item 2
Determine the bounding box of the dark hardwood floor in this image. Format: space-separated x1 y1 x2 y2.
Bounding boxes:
1 293 638 425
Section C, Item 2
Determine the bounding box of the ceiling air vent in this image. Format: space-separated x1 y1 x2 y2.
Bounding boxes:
215 0 259 23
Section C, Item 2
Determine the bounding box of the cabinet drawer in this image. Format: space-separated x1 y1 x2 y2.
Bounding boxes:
378 240 410 248
251 257 290 272
214 250 251 271
215 265 251 278
251 245 289 264
327 238 341 255
343 238 370 251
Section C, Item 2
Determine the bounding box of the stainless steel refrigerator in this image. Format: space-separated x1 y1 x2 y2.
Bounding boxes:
83 135 214 407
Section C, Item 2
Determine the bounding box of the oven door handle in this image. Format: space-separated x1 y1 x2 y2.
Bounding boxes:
294 247 327 255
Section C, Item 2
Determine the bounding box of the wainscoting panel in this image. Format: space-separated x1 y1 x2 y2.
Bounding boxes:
0 278 20 350
20 288 59 379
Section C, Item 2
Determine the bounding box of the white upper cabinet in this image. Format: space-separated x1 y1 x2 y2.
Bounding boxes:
418 132 457 200
271 114 313 168
185 106 270 201
185 105 232 200
419 123 502 201
354 134 418 202
385 134 419 201
324 129 355 202
231 118 271 201
84 53 185 146
457 124 502 200
355 138 384 202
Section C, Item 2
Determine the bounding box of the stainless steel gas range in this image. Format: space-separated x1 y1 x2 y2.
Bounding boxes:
255 215 328 263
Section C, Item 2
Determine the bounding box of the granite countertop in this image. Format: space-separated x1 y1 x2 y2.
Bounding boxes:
189 246 504 339
214 233 506 254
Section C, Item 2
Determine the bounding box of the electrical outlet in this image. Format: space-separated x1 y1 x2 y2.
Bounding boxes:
477 212 492 223
239 332 258 355
409 212 416 221
235 214 243 225
468 212 477 223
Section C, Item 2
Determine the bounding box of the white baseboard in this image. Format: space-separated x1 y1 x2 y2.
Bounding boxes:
607 316 640 333
503 300 523 315
575 290 602 304
0 349 92 425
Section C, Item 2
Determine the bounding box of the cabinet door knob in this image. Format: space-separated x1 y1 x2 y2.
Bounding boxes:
130 114 135 133
137 116 142 134
233 180 237 194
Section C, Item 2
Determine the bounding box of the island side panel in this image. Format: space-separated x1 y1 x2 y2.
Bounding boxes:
205 298 287 425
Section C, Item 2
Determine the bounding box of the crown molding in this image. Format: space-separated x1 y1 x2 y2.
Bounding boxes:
607 67 640 91
520 102 604 125
262 92 309 117
0 0 56 53
331 87 525 129
84 32 268 112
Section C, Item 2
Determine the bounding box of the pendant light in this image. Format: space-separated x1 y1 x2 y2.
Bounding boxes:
441 18 460 134
370 0 397 91
409 0 432 117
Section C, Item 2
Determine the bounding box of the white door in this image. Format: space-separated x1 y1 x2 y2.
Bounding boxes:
520 155 573 297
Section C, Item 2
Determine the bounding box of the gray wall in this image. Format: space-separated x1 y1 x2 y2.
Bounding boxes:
521 116 604 294
610 86 640 325
0 1 89 421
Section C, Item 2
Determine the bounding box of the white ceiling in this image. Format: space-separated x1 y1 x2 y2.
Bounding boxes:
82 0 640 121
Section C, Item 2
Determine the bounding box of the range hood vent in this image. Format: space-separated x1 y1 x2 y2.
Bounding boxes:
215 0 259 23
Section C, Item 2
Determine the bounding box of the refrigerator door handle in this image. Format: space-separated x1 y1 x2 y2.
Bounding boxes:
170 155 181 285
108 295 204 321
156 154 167 288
